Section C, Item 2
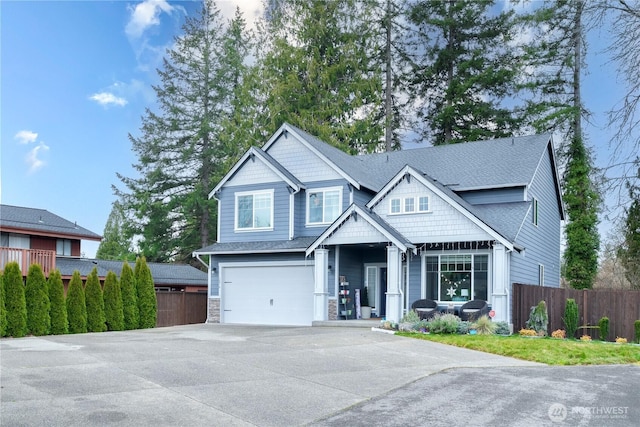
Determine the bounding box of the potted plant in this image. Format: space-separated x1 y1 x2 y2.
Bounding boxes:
360 286 371 319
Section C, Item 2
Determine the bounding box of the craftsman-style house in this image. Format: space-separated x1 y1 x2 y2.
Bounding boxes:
194 123 564 327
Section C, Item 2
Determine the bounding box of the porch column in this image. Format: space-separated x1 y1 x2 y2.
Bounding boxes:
313 248 329 321
386 245 402 323
491 243 509 323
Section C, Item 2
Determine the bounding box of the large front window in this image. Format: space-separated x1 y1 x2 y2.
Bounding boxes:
235 190 273 230
425 254 488 301
307 187 341 225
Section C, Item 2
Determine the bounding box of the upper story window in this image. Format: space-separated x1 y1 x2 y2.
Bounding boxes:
307 187 342 225
235 190 273 231
390 196 431 214
57 239 72 256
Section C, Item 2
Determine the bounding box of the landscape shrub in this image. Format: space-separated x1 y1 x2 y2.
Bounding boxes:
551 329 566 339
427 312 459 334
135 257 157 329
0 272 6 337
85 267 106 332
493 321 511 336
598 316 609 341
519 328 537 336
3 262 27 337
473 315 496 335
47 269 68 335
103 270 124 331
616 337 627 344
400 310 420 324
457 320 472 335
25 264 50 336
66 270 87 334
563 298 579 339
120 262 138 330
525 300 548 336
635 320 640 344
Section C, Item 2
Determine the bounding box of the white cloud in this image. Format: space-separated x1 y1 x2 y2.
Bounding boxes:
126 0 175 39
89 92 128 107
26 142 50 174
15 130 38 144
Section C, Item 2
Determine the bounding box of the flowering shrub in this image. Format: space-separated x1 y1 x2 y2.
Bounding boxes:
551 329 566 339
580 334 592 341
519 328 537 336
615 337 628 344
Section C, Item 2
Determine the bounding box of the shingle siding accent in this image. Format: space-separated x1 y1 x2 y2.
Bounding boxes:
511 147 562 287
372 178 492 243
267 133 343 182
226 157 281 186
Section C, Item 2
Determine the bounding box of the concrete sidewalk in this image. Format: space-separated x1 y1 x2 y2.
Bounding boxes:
1 324 539 426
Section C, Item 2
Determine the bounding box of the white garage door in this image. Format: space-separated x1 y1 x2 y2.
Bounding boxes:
221 262 315 326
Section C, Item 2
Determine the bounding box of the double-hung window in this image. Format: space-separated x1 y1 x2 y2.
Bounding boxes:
307 187 342 225
235 190 273 231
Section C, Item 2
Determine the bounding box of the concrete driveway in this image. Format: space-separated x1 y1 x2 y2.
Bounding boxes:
1 323 631 426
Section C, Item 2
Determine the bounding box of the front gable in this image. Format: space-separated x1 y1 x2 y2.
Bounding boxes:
368 166 514 250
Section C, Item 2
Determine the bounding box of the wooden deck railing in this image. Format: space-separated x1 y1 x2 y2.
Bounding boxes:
0 247 56 276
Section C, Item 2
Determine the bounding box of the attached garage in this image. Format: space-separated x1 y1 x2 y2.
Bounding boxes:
220 262 315 326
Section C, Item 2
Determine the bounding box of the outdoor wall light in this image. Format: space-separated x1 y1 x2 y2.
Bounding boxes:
328 265 332 271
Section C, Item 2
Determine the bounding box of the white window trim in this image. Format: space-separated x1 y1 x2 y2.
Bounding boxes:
389 195 431 215
306 186 343 226
234 189 274 232
539 264 545 286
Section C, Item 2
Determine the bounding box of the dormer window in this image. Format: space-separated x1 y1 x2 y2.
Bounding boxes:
307 187 342 225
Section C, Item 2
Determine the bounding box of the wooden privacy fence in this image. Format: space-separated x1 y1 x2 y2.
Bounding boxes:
512 283 640 341
156 292 208 327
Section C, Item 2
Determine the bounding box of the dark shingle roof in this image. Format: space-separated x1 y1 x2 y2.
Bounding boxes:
196 236 318 255
0 204 101 240
55 258 207 286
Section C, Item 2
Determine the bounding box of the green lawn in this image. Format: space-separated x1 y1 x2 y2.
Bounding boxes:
397 332 640 365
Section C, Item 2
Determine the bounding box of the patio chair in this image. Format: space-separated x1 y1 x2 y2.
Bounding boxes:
459 299 490 321
411 299 438 320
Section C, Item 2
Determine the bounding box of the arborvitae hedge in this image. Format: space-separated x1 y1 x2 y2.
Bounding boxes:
120 262 138 330
66 270 87 334
48 269 68 335
0 272 7 337
563 298 579 339
3 262 27 337
103 270 124 331
25 264 50 336
135 257 156 329
85 267 106 332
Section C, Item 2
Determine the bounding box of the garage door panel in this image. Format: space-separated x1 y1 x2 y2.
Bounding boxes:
222 264 314 326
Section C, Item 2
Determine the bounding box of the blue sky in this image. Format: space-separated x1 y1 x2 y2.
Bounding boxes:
0 1 632 258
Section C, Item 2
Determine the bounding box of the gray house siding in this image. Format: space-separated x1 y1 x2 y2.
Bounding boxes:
297 180 353 238
511 146 562 287
406 254 422 306
217 182 291 243
459 187 526 205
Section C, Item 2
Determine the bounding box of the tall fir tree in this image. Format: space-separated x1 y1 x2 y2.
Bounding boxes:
25 264 50 336
47 269 68 335
135 257 157 329
66 270 87 334
85 267 106 332
120 261 139 330
116 0 253 263
619 174 640 289
3 262 27 338
96 201 135 261
407 0 522 145
0 272 7 337
103 270 125 331
256 0 385 153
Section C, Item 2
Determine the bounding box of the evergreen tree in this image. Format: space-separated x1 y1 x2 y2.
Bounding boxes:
619 175 640 289
103 270 124 331
135 257 157 329
0 272 7 337
257 0 385 153
85 267 106 332
66 270 87 334
47 269 68 335
116 0 253 263
96 200 135 261
120 261 139 330
407 0 522 145
25 264 50 336
3 262 27 337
